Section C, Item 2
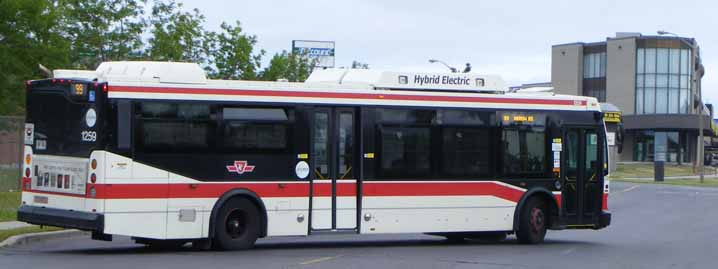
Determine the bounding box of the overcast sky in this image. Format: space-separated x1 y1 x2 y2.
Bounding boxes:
179 0 717 107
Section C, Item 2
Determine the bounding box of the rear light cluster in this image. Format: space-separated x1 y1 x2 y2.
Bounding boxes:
89 158 98 197
23 154 31 190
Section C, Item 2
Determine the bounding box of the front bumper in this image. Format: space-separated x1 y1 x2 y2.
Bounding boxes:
596 211 612 229
17 205 104 232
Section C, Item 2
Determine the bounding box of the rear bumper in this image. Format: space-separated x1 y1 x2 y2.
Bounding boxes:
17 205 104 232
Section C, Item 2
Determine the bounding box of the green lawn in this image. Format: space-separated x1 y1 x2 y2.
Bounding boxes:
611 163 718 179
0 191 21 222
0 168 20 192
613 178 718 188
0 226 63 243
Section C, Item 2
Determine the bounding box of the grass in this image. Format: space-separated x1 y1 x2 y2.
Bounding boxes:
610 163 718 179
613 178 718 188
0 191 21 222
0 168 20 192
0 226 63 243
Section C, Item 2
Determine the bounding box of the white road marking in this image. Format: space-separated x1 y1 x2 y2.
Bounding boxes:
299 255 341 265
620 185 640 193
561 247 577 256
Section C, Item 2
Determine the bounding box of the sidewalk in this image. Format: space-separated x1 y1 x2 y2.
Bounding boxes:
0 221 32 230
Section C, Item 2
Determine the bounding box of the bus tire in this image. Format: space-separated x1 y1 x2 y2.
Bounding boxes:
516 197 547 244
213 197 260 250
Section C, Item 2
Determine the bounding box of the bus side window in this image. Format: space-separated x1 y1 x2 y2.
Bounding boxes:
117 100 132 150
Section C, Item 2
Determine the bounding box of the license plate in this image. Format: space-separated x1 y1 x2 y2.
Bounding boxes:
33 196 48 204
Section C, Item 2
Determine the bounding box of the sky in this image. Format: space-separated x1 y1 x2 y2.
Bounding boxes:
178 0 718 105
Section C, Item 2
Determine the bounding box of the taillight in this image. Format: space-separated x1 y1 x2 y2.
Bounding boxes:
90 173 97 183
25 168 31 177
89 186 96 197
91 159 97 170
25 154 31 165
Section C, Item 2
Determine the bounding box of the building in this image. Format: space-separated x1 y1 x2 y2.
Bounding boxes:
552 32 709 163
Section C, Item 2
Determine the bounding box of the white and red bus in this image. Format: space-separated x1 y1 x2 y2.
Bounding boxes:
18 62 610 250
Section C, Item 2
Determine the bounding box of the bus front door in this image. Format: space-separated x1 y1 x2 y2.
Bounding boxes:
310 107 359 231
562 127 603 226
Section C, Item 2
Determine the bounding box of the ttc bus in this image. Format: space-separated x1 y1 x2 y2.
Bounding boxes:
18 62 611 250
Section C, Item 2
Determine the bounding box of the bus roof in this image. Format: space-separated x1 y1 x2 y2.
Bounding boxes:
52 61 601 112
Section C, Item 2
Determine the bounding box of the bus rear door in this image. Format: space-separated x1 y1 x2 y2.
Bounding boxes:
310 107 360 231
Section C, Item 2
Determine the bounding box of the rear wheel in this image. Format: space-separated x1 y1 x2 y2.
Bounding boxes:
213 197 260 250
516 197 547 244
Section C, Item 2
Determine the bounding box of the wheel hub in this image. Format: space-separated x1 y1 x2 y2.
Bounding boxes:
530 207 545 233
225 210 246 239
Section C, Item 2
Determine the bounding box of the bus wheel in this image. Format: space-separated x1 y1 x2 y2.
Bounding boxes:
214 197 260 250
516 197 547 244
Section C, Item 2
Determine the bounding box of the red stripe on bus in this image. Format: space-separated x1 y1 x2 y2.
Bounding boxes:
602 193 608 211
109 86 584 106
312 182 357 197
362 182 524 202
24 181 539 203
554 193 562 209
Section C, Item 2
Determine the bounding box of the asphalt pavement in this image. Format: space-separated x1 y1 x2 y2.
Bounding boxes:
2 182 717 269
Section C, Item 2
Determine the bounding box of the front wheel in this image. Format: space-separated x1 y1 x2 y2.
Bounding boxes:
516 197 547 244
213 197 260 250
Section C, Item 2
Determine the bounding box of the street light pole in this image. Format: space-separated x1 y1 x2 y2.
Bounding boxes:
428 59 457 73
657 30 704 183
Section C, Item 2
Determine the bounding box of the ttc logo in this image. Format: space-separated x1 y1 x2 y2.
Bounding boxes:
226 161 255 175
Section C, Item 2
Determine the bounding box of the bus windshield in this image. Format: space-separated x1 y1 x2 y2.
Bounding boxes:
26 81 103 157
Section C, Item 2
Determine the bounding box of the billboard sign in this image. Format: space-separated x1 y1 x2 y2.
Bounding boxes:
292 40 335 68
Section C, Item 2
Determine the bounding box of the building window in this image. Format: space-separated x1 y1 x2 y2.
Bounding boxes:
633 131 689 163
583 52 607 79
635 48 691 114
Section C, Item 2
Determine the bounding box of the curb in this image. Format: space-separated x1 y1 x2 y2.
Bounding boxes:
0 229 87 248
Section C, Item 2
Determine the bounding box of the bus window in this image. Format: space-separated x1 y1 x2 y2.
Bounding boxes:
221 107 291 151
501 128 546 177
136 103 213 152
378 126 431 178
441 127 490 177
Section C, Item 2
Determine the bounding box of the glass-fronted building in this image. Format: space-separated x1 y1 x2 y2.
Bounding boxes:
551 32 709 164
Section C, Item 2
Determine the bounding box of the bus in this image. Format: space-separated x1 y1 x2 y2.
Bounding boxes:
18 61 611 250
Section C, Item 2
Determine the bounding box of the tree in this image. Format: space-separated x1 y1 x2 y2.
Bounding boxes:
61 0 147 69
146 0 210 65
260 51 315 82
207 21 264 80
0 0 70 115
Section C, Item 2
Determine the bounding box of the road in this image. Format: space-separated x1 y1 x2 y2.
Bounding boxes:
2 182 717 269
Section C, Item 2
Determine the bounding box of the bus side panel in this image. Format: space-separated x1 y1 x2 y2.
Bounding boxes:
102 152 169 239
360 182 517 234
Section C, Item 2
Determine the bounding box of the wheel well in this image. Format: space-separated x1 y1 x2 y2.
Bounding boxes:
512 189 559 231
209 189 268 239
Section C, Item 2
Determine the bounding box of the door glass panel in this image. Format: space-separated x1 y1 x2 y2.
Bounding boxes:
584 130 599 214
338 112 353 179
313 112 330 179
564 130 579 214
